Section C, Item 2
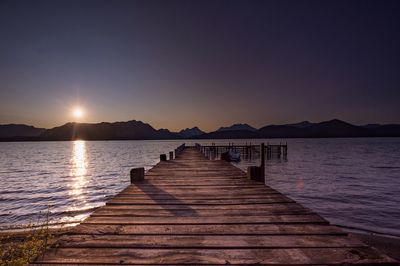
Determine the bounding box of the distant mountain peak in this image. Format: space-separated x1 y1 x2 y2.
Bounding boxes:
325 118 347 123
178 127 205 138
217 123 257 132
284 121 313 128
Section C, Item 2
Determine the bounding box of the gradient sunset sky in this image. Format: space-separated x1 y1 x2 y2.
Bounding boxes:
0 0 399 131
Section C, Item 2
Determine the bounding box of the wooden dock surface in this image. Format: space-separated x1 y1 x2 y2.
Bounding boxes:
33 147 397 265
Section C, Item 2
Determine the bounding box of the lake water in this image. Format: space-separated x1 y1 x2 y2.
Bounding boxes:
0 138 399 237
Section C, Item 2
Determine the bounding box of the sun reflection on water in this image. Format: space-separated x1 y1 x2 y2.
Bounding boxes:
69 140 88 201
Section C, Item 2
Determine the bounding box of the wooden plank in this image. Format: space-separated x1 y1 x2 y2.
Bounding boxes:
106 198 294 205
90 207 313 217
121 187 280 194
100 202 304 210
98 203 310 213
33 247 397 265
127 182 265 187
56 235 366 248
82 214 328 225
70 223 347 235
121 187 287 194
115 193 282 199
110 194 290 201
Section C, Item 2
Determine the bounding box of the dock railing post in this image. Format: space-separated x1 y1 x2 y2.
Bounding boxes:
249 143 252 159
260 142 265 176
284 142 288 159
160 154 167 161
169 151 174 160
130 167 144 183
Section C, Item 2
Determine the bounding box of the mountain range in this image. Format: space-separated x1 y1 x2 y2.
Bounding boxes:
178 127 205 138
1 119 400 141
0 124 46 138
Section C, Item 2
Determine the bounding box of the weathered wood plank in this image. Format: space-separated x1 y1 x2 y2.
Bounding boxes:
100 202 303 210
70 223 347 235
110 194 290 201
56 235 366 248
83 214 328 225
120 189 280 195
115 193 282 199
90 209 312 217
34 247 397 265
123 183 276 188
106 198 295 205
95 203 310 213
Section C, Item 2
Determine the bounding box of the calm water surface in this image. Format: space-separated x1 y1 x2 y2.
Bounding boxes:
0 138 399 237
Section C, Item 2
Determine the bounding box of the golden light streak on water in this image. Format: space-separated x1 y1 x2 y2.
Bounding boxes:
69 140 88 201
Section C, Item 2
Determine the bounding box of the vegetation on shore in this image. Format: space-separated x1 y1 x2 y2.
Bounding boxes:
0 208 55 266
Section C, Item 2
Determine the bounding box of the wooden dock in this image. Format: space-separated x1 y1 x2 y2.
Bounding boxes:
33 146 397 265
199 143 288 160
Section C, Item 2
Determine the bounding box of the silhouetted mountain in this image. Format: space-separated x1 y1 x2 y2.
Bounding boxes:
258 119 370 138
363 124 382 129
178 127 205 138
303 119 369 137
217 123 257 132
195 130 260 139
202 119 400 139
368 124 400 137
258 125 304 138
361 123 400 136
0 124 46 138
284 121 313 128
1 119 399 141
39 120 179 141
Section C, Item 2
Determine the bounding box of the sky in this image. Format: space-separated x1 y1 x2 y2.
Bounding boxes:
0 0 399 132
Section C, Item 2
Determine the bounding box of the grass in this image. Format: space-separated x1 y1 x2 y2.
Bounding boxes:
0 207 54 266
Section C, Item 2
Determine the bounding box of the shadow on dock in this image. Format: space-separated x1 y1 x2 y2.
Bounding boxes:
134 180 198 217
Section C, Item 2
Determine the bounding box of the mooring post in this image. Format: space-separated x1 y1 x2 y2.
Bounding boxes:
247 166 263 182
169 151 173 160
246 143 266 182
160 154 167 161
130 167 144 183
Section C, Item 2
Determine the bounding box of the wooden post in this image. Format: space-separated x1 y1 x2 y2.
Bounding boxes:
278 142 282 158
284 143 288 159
247 166 263 182
130 167 144 183
169 151 173 160
160 154 167 161
260 143 265 180
249 143 252 159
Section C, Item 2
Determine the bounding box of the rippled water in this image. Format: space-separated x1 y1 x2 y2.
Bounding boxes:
1 138 399 237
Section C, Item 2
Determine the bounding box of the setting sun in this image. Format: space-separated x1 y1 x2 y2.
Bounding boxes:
73 107 84 118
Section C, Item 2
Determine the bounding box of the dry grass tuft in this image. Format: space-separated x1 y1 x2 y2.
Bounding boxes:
0 207 53 266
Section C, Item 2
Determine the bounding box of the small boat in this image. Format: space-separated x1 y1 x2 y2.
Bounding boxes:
221 150 241 162
228 150 241 162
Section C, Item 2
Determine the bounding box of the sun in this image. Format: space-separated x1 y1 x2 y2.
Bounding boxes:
73 107 84 119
